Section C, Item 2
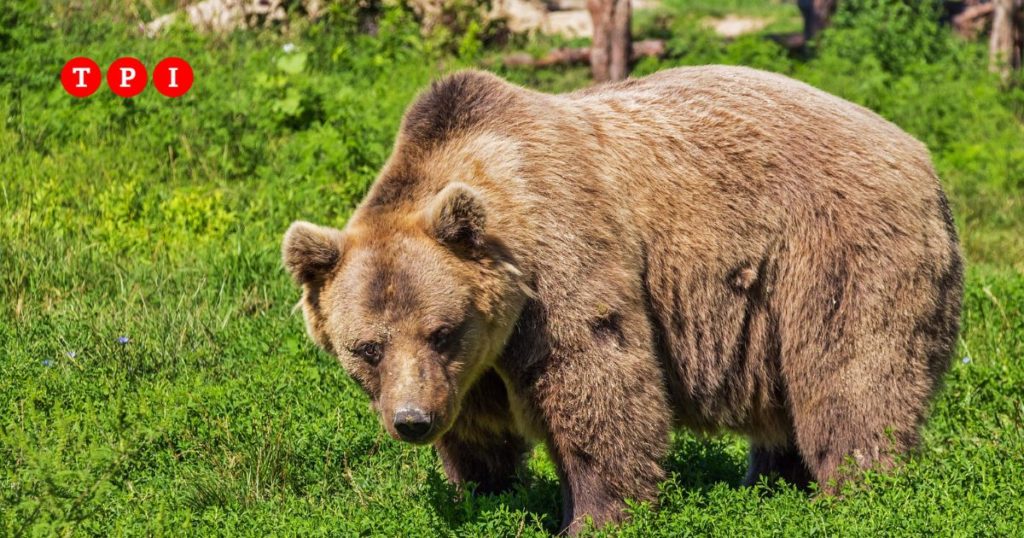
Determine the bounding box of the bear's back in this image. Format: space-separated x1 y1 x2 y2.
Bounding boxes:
560 65 936 202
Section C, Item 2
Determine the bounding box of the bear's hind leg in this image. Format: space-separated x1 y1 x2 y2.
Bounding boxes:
781 307 934 492
744 443 813 488
787 377 922 493
776 241 944 493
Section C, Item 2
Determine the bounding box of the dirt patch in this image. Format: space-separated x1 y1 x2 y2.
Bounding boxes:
702 15 771 38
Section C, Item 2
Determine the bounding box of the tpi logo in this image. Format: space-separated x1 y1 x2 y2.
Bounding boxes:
61 57 194 98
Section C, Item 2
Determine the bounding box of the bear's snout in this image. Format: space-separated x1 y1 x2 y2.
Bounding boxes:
393 406 433 442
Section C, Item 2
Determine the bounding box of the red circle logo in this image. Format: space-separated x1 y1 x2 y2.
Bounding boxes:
151 57 193 97
61 57 102 98
107 57 148 98
152 57 194 98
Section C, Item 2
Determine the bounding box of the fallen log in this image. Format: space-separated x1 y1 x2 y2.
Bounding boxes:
952 2 995 39
501 39 665 68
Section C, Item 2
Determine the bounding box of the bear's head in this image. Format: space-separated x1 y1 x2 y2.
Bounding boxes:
282 183 529 444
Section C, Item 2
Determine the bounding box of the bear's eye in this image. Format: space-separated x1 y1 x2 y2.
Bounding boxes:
350 341 383 365
428 326 456 353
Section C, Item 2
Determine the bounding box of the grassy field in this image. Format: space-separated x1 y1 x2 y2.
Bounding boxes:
2 0 1023 535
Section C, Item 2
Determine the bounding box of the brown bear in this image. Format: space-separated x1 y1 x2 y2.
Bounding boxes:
282 66 963 534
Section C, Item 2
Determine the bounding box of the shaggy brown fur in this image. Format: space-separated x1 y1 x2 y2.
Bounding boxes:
282 66 963 534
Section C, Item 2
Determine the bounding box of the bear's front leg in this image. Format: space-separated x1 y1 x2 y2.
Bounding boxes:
434 369 530 495
435 428 529 495
527 322 672 534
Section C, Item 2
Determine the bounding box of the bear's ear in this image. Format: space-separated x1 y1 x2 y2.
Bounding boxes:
282 221 345 286
422 182 487 251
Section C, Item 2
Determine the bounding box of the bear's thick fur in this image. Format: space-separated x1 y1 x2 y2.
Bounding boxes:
283 66 963 533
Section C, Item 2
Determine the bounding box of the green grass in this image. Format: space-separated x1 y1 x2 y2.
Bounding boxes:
2 0 1023 535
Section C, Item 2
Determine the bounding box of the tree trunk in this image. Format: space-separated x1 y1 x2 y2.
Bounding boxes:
588 0 632 82
990 0 1023 80
798 0 837 42
609 0 632 81
587 0 611 82
500 39 665 68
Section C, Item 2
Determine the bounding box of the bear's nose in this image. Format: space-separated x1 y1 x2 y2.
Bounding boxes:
393 407 433 441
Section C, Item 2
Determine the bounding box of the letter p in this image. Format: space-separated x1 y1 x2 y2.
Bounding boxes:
106 57 147 98
119 67 136 88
